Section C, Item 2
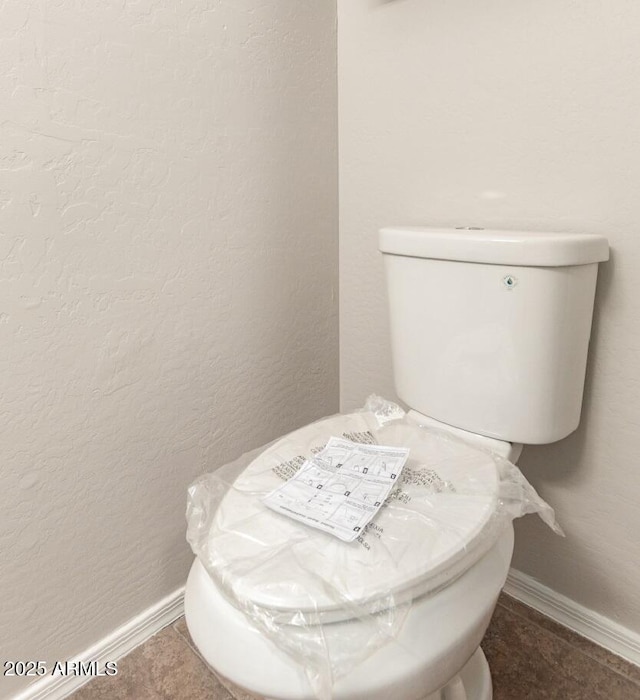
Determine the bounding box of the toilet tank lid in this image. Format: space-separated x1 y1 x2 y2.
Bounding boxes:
379 227 610 267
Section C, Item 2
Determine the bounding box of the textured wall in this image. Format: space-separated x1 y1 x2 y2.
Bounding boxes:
339 0 640 633
0 2 337 697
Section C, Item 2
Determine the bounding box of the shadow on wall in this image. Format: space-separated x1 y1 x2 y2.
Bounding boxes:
513 514 618 602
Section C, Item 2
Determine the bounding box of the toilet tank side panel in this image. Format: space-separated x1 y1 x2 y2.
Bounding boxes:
383 256 599 444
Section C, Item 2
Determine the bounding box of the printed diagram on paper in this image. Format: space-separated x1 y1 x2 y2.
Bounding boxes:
262 437 410 542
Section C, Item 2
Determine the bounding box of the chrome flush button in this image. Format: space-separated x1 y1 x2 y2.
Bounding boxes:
503 275 517 290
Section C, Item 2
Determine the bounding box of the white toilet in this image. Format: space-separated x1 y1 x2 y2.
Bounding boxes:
185 227 609 700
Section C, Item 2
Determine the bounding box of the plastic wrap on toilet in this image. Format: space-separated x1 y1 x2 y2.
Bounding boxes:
186 397 562 700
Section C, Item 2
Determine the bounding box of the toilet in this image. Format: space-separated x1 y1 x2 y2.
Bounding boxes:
185 227 609 700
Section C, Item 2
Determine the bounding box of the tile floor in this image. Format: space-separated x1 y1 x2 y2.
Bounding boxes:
69 594 640 700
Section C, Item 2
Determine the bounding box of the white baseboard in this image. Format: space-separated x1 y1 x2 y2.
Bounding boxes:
504 568 640 668
10 587 185 700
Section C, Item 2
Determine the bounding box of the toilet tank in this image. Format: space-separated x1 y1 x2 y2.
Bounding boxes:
379 227 609 444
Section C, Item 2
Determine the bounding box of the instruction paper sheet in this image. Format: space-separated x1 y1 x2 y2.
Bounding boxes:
262 437 410 542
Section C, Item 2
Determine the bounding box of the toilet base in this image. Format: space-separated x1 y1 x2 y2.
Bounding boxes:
437 647 492 700
261 648 491 700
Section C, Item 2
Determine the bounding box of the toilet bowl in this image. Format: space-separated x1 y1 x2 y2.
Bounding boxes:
185 523 513 700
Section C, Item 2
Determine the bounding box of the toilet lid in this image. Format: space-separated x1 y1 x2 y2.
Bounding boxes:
204 411 502 623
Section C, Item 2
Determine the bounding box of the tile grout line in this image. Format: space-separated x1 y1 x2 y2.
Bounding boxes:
170 621 207 665
170 621 244 700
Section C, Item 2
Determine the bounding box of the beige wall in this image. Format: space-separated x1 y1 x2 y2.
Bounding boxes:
0 2 337 697
339 0 640 633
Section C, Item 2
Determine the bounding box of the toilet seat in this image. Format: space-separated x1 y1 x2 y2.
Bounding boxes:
194 409 505 624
